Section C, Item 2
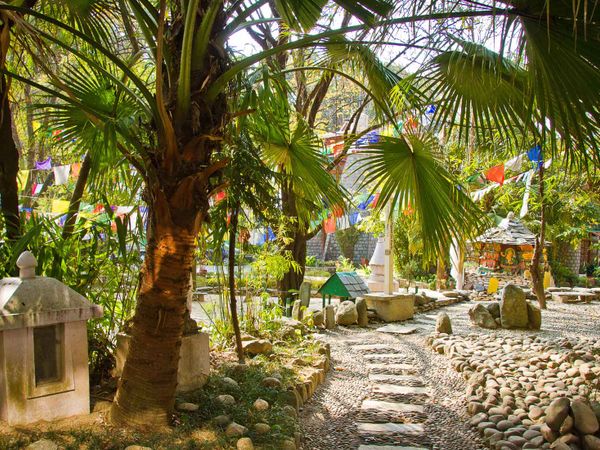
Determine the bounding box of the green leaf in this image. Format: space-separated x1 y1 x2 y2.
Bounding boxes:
274 0 327 31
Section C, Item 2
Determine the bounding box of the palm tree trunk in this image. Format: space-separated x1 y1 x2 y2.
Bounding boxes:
110 196 198 427
0 74 20 240
530 163 547 309
62 153 92 238
228 203 245 364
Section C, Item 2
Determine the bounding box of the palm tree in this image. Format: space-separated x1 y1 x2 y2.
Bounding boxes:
408 2 600 306
8 0 599 428
3 0 404 427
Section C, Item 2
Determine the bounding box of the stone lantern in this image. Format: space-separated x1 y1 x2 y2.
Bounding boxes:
0 251 103 425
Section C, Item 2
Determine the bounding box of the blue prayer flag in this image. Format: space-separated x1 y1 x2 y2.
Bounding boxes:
527 145 542 163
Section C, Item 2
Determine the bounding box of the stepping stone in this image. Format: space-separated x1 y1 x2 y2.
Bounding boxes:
354 344 395 352
363 354 413 361
359 446 428 450
373 384 429 396
368 374 424 386
368 363 417 374
361 399 424 414
376 325 418 335
357 422 424 436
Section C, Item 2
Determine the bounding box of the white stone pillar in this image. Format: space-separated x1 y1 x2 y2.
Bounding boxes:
383 203 394 295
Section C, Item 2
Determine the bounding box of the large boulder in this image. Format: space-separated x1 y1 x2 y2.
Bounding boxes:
486 302 501 319
526 301 542 330
242 339 273 356
500 284 528 329
356 298 369 327
435 312 452 334
336 301 358 326
469 304 498 329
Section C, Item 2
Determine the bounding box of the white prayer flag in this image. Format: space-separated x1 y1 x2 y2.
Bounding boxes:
53 165 71 185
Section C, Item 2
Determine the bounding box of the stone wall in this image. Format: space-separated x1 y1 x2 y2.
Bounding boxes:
556 241 582 275
307 230 377 266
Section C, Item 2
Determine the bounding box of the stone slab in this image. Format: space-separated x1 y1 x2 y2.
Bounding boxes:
364 353 412 361
368 374 425 385
365 293 415 322
361 399 425 414
368 363 417 373
376 324 418 335
373 384 429 396
359 446 427 450
357 422 424 435
354 344 396 352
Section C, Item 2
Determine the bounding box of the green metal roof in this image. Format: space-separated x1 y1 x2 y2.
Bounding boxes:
317 271 369 298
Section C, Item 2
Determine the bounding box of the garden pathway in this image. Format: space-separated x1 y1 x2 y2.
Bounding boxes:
349 340 429 450
300 304 485 450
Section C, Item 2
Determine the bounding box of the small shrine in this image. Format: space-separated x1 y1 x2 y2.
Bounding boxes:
470 213 543 274
0 251 103 425
317 272 369 308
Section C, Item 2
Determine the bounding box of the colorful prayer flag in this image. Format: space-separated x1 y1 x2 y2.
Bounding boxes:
53 165 71 185
527 145 542 163
485 164 505 185
51 199 70 214
35 157 52 170
71 162 81 178
17 170 29 191
323 216 336 234
371 193 381 208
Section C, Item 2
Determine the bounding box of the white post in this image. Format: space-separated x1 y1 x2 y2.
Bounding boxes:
383 203 394 295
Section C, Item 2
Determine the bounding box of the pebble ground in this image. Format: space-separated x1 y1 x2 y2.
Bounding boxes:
299 300 600 450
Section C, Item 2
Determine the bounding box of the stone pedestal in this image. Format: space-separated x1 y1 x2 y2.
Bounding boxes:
115 331 210 392
364 293 415 322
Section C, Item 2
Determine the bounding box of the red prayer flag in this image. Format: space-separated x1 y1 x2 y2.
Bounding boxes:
214 191 227 204
371 193 380 208
485 164 505 185
323 216 336 234
71 163 81 178
333 205 344 218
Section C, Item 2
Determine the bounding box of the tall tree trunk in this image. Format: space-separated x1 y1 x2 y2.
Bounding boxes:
111 194 199 427
62 152 92 239
0 74 20 240
530 163 547 309
228 203 245 364
279 230 307 294
278 181 306 294
111 0 228 427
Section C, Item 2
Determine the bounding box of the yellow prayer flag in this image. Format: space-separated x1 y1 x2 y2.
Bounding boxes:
487 277 499 294
17 170 29 192
51 200 70 214
543 271 552 289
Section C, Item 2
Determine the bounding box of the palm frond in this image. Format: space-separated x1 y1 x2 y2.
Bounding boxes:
355 134 488 260
248 78 347 226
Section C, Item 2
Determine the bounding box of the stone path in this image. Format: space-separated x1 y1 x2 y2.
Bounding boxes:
350 341 430 450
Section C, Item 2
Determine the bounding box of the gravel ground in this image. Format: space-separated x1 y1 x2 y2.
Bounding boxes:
298 300 600 450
